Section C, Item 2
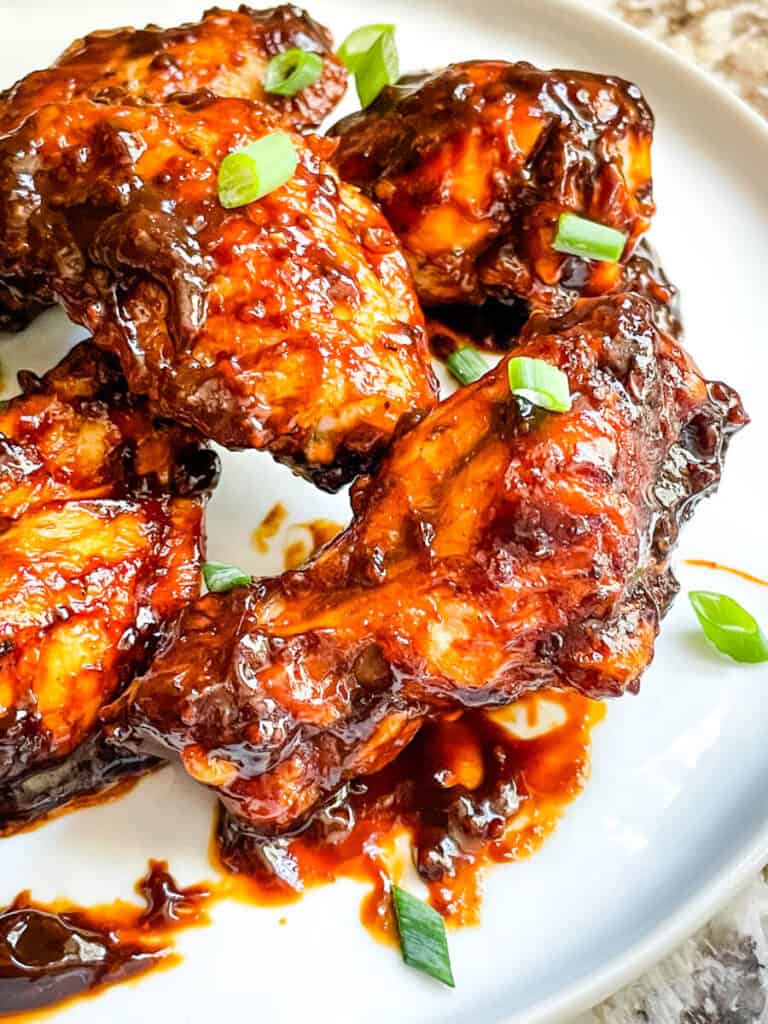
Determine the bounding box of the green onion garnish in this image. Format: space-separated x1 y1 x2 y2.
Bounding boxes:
552 212 627 263
507 356 572 413
689 591 768 663
217 132 298 209
337 23 395 72
392 885 454 987
202 562 251 593
446 346 490 386
354 28 399 107
263 48 323 96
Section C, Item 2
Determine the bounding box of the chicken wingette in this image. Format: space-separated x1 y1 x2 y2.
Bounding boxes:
0 4 347 329
0 343 218 829
110 293 746 835
331 61 654 315
0 94 437 489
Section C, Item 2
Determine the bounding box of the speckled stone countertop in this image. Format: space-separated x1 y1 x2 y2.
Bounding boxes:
579 4 768 1020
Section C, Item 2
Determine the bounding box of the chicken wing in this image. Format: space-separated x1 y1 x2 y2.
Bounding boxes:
0 342 218 830
0 94 436 489
330 61 654 315
0 4 347 330
111 293 746 835
427 239 682 358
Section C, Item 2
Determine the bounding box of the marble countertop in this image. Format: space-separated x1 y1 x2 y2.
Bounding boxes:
580 3 768 1020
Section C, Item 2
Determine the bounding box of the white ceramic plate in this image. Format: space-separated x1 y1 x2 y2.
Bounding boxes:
1 1 767 1021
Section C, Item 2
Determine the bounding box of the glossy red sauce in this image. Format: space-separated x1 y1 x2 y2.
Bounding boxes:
214 691 606 943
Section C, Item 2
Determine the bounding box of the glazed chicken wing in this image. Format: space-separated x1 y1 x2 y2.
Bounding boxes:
0 343 218 830
331 61 654 315
112 293 746 835
0 4 347 330
0 94 436 489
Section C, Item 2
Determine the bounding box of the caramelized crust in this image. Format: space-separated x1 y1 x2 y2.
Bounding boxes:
0 4 347 330
0 343 218 813
114 294 746 834
331 61 654 314
0 5 346 135
0 95 437 489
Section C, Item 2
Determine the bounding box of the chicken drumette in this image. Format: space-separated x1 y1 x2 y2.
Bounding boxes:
0 94 437 489
0 4 347 329
0 343 218 830
331 61 654 316
111 293 746 835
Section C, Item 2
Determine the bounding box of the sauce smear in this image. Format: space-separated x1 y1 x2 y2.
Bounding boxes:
684 559 768 588
0 862 211 1018
215 691 605 941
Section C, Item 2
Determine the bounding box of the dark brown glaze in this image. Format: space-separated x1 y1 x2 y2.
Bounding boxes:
0 6 346 136
215 692 606 934
427 239 681 359
0 342 217 830
112 293 747 836
331 61 654 315
0 94 437 490
0 861 210 1017
0 5 347 332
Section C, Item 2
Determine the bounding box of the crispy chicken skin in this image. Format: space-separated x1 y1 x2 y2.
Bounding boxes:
331 61 654 315
0 94 437 489
112 294 746 834
0 4 347 330
0 342 218 824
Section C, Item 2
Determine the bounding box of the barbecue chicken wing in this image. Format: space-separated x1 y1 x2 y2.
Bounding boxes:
0 4 347 330
331 61 654 315
0 343 218 829
0 94 436 489
111 293 746 834
427 239 682 358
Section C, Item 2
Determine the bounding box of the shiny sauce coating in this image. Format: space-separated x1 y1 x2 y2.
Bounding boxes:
215 691 605 939
0 862 210 1018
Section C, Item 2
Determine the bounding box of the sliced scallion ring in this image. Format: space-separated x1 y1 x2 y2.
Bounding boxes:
263 48 323 97
507 356 571 413
392 885 455 987
217 132 298 209
446 346 491 386
203 562 252 594
689 591 768 663
338 23 395 72
552 212 627 263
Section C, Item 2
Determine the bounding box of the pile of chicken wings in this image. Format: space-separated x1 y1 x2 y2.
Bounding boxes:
0 6 746 840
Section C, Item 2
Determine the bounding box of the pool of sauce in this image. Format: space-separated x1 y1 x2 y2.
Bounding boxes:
215 691 605 942
0 690 603 1016
0 861 211 1019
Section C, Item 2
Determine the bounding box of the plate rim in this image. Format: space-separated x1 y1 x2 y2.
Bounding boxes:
493 4 768 1020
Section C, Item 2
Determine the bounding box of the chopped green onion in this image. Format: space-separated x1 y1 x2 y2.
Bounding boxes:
392 885 454 987
217 132 298 209
507 356 571 413
552 212 626 263
446 346 490 386
264 48 323 96
353 28 399 108
203 562 251 593
338 23 395 72
689 591 768 663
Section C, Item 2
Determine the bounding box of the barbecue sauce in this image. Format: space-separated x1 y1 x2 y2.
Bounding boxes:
215 690 605 941
0 862 210 1018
